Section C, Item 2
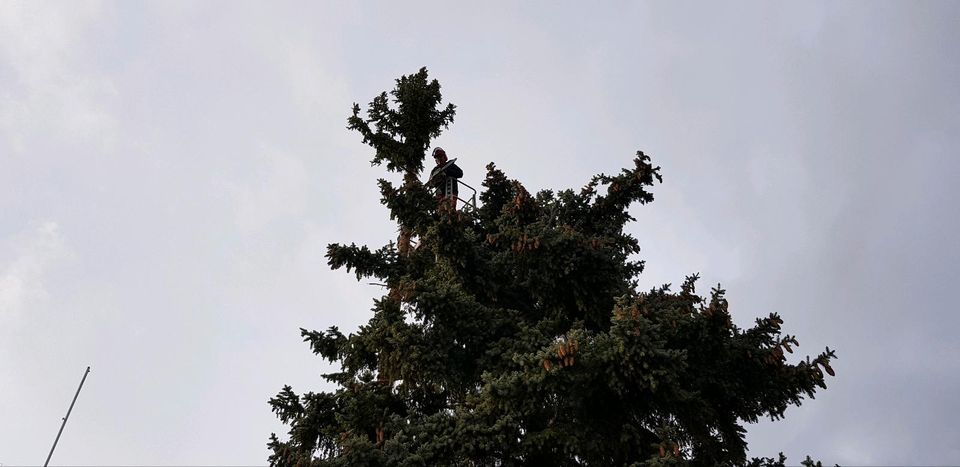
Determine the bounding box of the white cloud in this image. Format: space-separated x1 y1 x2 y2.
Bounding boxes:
0 1 117 153
225 146 309 235
0 222 69 322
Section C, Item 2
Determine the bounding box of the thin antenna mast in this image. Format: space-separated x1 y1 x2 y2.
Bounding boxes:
44 366 90 467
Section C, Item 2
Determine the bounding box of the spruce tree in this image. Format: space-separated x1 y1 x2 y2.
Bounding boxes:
268 68 837 466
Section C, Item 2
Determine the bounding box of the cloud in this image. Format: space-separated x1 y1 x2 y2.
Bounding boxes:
0 0 117 153
222 146 310 236
0 222 69 322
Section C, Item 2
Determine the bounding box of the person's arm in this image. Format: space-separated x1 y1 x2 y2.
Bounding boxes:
428 166 443 186
446 163 463 179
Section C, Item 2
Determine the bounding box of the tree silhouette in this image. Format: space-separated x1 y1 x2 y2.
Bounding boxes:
268 68 836 466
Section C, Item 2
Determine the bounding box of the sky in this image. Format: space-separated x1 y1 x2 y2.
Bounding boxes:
2 1 959 465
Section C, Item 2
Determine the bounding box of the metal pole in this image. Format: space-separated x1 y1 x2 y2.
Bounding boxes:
44 366 90 467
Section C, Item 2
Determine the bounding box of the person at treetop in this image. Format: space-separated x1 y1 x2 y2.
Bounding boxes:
428 147 463 208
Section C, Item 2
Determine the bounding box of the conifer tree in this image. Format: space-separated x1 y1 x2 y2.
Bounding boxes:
268 68 837 466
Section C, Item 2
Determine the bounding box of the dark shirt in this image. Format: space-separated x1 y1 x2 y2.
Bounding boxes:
429 160 463 198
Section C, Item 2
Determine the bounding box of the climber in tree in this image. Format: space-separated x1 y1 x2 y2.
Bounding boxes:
428 147 463 209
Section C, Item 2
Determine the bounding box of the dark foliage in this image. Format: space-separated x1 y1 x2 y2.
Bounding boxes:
269 68 836 466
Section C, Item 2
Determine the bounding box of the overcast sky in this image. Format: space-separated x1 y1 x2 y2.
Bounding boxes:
2 1 959 465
